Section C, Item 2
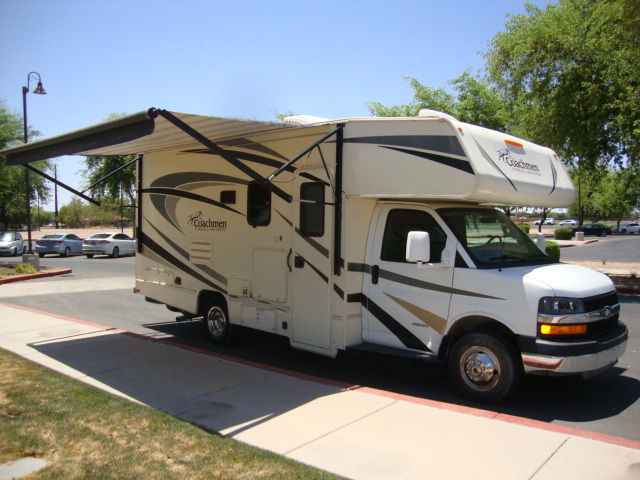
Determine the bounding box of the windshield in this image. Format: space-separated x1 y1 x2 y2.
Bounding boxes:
438 208 556 269
1 233 16 241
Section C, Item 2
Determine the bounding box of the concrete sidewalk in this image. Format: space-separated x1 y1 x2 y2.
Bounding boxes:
1 302 639 480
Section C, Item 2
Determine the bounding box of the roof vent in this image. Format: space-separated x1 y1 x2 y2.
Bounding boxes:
418 109 458 122
283 115 330 125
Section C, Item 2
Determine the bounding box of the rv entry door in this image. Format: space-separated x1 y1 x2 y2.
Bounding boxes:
291 172 333 352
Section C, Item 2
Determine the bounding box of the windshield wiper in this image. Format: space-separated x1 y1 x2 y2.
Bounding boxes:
488 254 549 264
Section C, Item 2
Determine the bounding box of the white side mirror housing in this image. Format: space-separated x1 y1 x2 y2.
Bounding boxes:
406 231 431 263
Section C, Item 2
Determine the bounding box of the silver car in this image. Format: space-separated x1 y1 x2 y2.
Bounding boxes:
83 232 136 258
0 232 26 256
35 233 84 257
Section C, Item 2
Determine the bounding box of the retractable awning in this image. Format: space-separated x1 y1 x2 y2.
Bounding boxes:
0 108 305 166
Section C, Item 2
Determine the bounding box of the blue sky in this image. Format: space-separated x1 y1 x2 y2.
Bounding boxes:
1 0 553 209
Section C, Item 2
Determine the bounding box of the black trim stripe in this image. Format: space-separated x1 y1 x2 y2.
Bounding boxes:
344 135 466 157
347 263 504 300
381 146 474 175
296 253 328 284
360 293 430 352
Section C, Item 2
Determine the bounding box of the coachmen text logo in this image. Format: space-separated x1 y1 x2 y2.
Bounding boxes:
497 148 542 176
187 211 227 232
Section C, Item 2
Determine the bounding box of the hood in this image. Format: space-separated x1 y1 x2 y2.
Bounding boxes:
523 263 615 298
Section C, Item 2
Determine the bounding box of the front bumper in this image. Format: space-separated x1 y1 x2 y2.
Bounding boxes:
519 322 628 376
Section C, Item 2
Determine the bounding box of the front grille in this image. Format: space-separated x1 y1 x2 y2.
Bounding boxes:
583 291 618 313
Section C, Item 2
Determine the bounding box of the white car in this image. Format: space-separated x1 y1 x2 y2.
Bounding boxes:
534 219 556 225
82 232 136 258
613 222 640 234
0 231 26 256
558 219 578 226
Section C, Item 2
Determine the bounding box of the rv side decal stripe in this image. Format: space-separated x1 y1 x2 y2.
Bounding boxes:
381 146 474 175
275 209 330 259
295 253 329 284
360 294 431 352
150 171 249 189
139 230 227 294
141 187 245 216
344 135 466 157
186 149 330 186
472 137 517 191
347 263 503 300
144 218 227 286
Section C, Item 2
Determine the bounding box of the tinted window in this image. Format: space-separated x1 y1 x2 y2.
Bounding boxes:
247 182 271 227
381 209 446 263
300 182 325 237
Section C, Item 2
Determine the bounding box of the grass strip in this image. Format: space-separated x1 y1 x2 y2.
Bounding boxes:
0 348 344 479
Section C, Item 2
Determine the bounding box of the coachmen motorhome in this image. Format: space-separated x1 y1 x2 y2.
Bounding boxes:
1 108 627 403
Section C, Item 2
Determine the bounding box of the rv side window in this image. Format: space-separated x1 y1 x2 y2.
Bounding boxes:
381 209 446 263
299 182 325 237
247 182 271 227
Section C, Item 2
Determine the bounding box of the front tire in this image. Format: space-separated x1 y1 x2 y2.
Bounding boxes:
202 299 238 346
85 254 94 259
600 231 607 237
448 332 522 403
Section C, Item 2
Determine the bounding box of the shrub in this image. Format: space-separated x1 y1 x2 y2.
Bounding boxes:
518 223 530 234
13 263 38 275
554 227 573 240
545 241 560 261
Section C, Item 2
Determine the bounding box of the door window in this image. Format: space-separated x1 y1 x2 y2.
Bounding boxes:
247 182 271 227
299 182 325 237
380 209 446 263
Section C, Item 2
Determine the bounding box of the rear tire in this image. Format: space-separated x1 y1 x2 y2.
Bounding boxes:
202 299 239 346
62 247 70 257
38 253 45 258
112 246 120 258
448 332 522 403
85 254 94 259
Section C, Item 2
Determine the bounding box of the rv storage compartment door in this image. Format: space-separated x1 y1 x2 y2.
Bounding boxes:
252 248 287 302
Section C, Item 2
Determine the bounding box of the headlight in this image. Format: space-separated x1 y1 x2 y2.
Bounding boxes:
538 297 585 315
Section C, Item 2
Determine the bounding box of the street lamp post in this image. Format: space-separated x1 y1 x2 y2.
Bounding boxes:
22 71 47 254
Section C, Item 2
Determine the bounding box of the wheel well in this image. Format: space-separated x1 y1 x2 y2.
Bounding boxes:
441 316 517 360
197 290 227 317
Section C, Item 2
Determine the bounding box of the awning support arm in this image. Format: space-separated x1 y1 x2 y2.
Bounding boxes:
267 125 343 182
82 155 141 194
157 109 293 203
25 164 101 206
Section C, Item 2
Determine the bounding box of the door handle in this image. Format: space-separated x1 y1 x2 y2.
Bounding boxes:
371 265 379 285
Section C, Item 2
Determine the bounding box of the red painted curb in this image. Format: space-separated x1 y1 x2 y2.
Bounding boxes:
0 269 72 285
2 301 639 451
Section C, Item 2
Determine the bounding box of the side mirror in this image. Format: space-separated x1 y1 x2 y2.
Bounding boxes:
406 231 431 263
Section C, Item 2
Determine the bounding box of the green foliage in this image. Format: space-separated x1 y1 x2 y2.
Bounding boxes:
82 113 137 205
0 98 51 227
485 0 640 171
57 197 132 228
545 241 560 261
554 227 573 240
13 263 38 275
518 223 530 234
366 72 509 131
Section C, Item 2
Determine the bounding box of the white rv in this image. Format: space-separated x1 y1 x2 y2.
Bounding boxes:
1 108 627 402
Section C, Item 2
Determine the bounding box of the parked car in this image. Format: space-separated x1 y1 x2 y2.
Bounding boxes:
572 223 613 237
534 218 556 225
0 231 26 256
83 232 135 258
558 219 578 226
612 222 640 235
35 233 83 257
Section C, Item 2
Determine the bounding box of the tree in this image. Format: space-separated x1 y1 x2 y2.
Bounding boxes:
366 72 510 131
0 98 51 228
57 197 86 228
82 113 137 205
485 0 640 172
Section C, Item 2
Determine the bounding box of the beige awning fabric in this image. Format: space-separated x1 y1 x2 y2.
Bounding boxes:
0 108 303 166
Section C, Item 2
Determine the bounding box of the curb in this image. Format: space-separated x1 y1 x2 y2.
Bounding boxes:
0 268 72 285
